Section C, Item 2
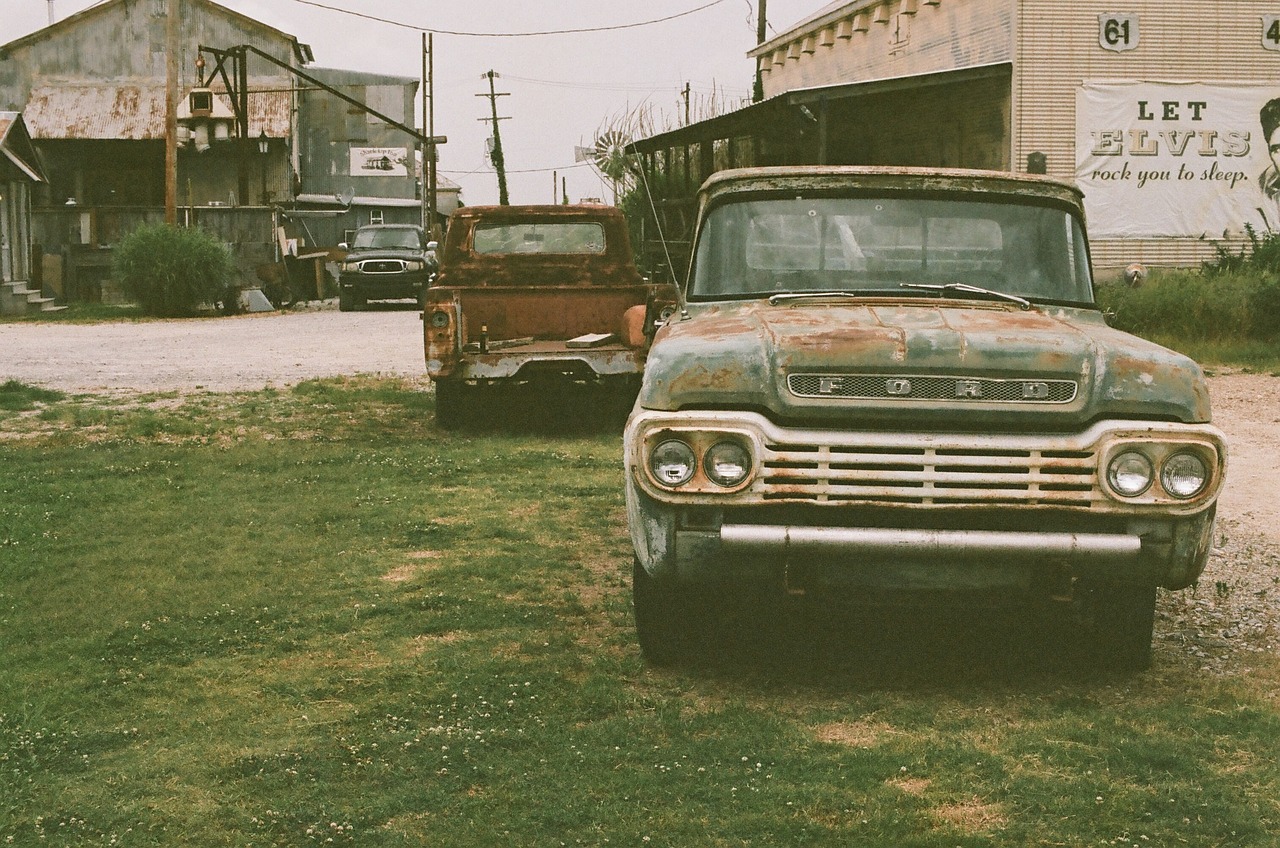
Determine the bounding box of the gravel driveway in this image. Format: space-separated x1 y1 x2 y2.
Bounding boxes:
2 306 1276 672
0 302 426 394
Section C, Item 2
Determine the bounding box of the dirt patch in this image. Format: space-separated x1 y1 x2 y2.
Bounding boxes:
816 719 900 748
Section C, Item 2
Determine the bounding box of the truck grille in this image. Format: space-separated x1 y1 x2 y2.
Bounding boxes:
788 373 1077 404
360 259 408 273
759 440 1100 507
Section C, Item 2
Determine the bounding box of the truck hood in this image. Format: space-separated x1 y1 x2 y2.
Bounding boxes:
638 300 1211 427
346 248 423 261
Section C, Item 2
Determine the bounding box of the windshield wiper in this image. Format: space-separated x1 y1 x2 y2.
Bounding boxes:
898 282 1033 310
767 290 885 305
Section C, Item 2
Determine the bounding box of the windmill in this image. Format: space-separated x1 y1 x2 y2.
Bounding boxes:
576 129 635 203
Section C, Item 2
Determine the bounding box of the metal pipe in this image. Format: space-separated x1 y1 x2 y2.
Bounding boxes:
721 524 1143 562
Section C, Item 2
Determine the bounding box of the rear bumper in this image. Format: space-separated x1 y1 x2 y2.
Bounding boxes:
431 343 646 382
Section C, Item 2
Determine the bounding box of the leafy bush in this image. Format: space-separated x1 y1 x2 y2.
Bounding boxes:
112 223 236 317
1099 224 1280 344
1250 276 1280 340
1096 270 1254 342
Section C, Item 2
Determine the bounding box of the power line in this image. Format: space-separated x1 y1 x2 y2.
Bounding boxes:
439 161 592 177
279 0 730 37
502 74 747 98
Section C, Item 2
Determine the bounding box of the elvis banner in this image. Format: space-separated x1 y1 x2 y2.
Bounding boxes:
1076 82 1280 238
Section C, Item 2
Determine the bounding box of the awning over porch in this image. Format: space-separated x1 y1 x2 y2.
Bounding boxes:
0 111 48 182
629 62 1011 158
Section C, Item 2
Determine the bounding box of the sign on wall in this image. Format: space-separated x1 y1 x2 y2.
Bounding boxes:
1077 82 1280 238
349 147 410 177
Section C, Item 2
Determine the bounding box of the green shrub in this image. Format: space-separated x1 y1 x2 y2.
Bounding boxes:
1096 269 1254 342
112 223 236 317
1250 276 1280 340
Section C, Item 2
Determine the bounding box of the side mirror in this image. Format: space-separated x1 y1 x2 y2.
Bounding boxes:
427 241 439 251
652 304 677 329
338 242 348 251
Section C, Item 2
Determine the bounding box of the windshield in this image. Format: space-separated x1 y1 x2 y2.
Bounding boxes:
474 222 606 255
690 195 1093 304
353 228 423 250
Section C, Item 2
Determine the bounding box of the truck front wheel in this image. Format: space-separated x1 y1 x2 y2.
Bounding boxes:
1075 581 1157 673
633 557 708 666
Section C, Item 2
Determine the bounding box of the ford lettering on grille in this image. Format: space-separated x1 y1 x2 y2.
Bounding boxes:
788 373 1078 403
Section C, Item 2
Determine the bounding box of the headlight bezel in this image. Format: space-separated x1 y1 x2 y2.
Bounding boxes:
640 428 758 493
1101 439 1220 504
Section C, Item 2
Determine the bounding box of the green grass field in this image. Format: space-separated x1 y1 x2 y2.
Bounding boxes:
2 377 1278 846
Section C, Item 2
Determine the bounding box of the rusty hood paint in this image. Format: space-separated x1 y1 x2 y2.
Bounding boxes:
638 299 1212 428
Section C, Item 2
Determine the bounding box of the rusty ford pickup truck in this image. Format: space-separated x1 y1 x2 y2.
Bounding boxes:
624 166 1226 670
424 204 665 426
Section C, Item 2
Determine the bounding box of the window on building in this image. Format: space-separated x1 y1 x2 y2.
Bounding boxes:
369 209 384 225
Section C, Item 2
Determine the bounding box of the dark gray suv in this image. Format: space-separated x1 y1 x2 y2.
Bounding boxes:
338 224 437 311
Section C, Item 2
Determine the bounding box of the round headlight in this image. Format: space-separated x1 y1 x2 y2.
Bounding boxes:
1162 452 1209 499
650 440 696 487
429 310 450 328
1107 450 1153 497
704 441 752 487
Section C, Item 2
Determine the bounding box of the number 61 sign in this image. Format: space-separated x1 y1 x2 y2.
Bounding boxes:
1099 13 1138 52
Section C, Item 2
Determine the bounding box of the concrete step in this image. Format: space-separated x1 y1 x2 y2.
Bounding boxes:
1 279 62 317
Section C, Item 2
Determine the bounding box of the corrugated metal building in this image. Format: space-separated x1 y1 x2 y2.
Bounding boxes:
0 0 460 301
632 0 1280 277
0 0 305 210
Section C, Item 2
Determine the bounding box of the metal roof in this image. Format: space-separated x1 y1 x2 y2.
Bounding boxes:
22 82 291 141
0 0 312 66
628 63 1011 154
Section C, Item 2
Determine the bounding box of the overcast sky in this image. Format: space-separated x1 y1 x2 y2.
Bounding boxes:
3 0 821 206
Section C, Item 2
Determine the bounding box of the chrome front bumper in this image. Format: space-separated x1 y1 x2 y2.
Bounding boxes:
720 524 1143 563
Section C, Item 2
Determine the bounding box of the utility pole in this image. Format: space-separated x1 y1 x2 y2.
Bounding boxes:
682 82 691 125
753 0 767 103
422 33 440 239
478 70 510 206
164 0 178 224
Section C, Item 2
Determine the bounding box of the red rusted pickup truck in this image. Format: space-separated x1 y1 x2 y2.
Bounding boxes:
423 204 666 426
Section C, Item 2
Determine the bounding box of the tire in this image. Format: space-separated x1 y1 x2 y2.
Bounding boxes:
433 379 468 429
632 556 706 667
266 282 295 310
1075 582 1157 673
